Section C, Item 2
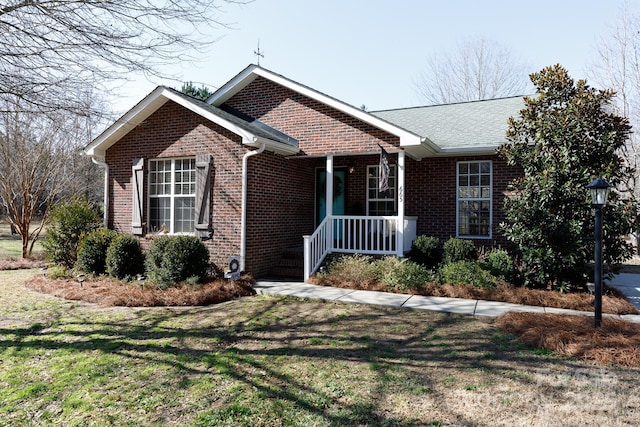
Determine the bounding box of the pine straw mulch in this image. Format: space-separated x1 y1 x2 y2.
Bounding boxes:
309 276 639 315
496 312 640 367
310 276 640 367
24 275 256 307
0 256 48 270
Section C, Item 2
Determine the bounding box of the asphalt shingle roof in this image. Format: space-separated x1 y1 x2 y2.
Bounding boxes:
372 96 526 151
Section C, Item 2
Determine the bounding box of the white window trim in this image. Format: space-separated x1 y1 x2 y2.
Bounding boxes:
456 160 492 239
366 164 397 216
147 157 196 235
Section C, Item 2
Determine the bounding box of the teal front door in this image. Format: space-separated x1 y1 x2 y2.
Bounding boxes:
316 169 346 239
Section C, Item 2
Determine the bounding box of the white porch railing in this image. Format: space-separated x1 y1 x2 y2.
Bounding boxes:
303 215 417 281
303 217 330 281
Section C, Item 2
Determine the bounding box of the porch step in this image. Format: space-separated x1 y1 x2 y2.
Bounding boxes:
269 247 304 280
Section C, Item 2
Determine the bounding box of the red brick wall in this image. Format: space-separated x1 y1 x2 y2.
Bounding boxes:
223 76 400 155
405 154 522 248
106 100 247 270
245 154 317 276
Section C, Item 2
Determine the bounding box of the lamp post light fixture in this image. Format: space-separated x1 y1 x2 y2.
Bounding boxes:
586 177 612 328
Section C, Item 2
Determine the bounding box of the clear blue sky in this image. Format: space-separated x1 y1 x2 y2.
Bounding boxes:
110 0 638 113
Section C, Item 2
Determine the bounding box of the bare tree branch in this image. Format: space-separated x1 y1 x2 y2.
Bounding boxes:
588 2 640 251
414 36 532 104
0 0 242 115
0 98 101 257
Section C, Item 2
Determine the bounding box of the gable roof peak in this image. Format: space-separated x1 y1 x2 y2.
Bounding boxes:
207 64 427 153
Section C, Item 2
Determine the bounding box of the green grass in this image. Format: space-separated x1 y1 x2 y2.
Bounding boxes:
0 222 44 258
1 271 640 426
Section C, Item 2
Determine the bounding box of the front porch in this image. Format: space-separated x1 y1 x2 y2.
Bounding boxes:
302 151 416 281
303 214 417 281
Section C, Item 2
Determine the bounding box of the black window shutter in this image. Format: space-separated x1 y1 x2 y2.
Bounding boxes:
132 158 144 235
195 154 213 239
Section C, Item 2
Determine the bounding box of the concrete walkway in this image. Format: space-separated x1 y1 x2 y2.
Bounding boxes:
254 273 640 323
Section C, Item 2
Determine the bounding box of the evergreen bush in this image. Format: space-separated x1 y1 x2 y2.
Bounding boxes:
442 238 478 264
483 248 516 282
105 234 144 280
76 228 117 275
439 260 497 289
377 257 432 291
41 198 102 268
408 235 441 268
145 235 210 287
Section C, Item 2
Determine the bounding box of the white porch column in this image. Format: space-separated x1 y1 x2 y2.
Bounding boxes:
326 155 334 251
397 150 405 257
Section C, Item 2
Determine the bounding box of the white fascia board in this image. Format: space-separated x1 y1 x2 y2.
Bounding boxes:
207 65 260 105
209 65 425 147
436 146 499 156
84 86 169 158
85 85 298 158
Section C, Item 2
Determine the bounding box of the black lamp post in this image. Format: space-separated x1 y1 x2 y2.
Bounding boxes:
586 177 611 328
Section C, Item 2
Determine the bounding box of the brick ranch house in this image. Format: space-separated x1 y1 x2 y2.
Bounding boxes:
84 64 524 281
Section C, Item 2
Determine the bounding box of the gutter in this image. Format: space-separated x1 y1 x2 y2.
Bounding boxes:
91 157 109 228
240 142 266 272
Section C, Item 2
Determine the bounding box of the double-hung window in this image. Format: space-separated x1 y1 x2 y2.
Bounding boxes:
457 161 492 238
149 158 196 234
366 165 396 215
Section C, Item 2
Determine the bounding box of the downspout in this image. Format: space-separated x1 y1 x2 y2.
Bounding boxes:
240 142 266 272
91 157 109 228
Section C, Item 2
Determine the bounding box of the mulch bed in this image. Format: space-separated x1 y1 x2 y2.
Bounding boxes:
497 312 640 367
25 275 256 307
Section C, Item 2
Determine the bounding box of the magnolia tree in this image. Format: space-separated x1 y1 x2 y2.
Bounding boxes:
498 64 637 289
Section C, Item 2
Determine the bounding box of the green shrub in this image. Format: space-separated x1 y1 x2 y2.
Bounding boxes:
442 238 478 264
42 198 102 268
144 235 173 277
45 265 69 279
439 260 497 289
145 235 210 287
105 234 144 280
76 228 117 275
377 257 432 291
409 235 441 268
324 254 378 283
483 248 515 282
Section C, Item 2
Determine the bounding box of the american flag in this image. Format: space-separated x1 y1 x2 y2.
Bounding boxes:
378 144 390 193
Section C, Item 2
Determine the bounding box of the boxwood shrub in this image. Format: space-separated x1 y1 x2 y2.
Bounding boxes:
76 228 118 275
377 256 432 291
105 234 144 280
483 248 516 282
409 235 441 268
145 235 210 288
442 237 478 264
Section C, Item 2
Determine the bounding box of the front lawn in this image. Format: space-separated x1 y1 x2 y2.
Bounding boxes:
1 269 640 426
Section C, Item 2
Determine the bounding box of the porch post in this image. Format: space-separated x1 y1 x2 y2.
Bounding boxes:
326 155 334 251
397 151 405 257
